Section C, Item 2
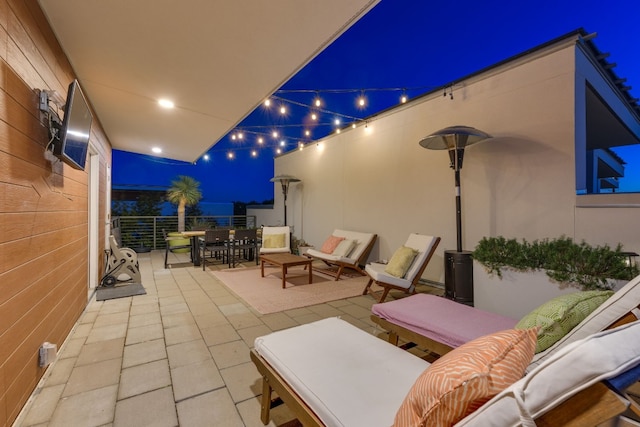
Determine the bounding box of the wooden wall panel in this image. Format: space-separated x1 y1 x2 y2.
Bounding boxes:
0 0 113 424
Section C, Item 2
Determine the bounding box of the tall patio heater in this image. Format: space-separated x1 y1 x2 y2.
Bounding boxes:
270 174 300 226
419 126 491 306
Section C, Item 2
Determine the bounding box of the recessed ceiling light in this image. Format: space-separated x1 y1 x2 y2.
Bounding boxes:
158 99 174 109
152 147 162 153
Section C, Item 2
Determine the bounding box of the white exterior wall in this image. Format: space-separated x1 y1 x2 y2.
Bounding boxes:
250 40 640 284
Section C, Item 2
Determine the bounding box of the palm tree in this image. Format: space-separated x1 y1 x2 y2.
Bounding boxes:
167 175 202 232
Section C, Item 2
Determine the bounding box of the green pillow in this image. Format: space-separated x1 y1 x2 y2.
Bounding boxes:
263 233 285 248
515 290 614 352
385 246 418 278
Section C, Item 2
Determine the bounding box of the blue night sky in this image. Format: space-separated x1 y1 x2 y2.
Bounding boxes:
112 0 640 203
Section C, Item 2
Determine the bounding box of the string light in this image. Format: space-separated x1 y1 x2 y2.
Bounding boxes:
221 84 448 160
357 91 366 108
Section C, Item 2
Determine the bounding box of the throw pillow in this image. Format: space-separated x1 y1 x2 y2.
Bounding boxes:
393 328 537 427
263 233 285 249
332 239 356 257
515 290 614 353
385 246 418 278
320 235 345 254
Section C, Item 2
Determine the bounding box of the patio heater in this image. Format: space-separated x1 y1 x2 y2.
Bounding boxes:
419 125 491 306
270 174 301 226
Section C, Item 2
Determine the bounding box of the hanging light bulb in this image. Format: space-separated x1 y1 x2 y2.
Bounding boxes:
237 132 243 140
311 112 318 121
357 91 366 108
304 129 311 137
251 150 257 157
257 137 264 144
400 93 408 103
272 131 279 138
231 134 237 141
314 92 322 107
280 105 287 114
264 99 271 107
227 152 234 159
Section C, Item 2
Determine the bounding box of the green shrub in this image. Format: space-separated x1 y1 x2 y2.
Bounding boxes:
473 236 638 290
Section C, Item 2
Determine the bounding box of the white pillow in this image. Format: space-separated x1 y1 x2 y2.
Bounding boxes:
332 239 356 257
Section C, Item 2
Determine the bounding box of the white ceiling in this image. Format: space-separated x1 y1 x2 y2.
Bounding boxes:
37 0 380 163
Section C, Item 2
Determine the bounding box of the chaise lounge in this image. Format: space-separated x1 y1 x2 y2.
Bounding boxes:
306 229 377 280
362 233 440 302
371 274 640 370
251 316 640 427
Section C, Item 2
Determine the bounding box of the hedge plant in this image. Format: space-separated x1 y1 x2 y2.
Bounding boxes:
472 236 638 291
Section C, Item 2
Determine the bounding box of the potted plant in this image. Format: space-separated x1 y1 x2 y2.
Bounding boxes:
292 236 313 256
471 236 638 318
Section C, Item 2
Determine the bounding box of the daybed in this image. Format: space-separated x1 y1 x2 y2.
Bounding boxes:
251 316 640 427
371 274 640 370
362 233 440 302
306 229 377 280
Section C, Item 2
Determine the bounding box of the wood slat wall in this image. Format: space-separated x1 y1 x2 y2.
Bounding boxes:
0 1 112 425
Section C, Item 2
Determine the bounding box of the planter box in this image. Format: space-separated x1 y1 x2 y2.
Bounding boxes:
473 261 627 319
473 261 583 320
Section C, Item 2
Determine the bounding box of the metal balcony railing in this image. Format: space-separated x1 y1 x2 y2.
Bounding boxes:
112 215 257 250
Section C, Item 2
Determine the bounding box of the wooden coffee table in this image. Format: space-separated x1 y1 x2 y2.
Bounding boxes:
260 253 313 289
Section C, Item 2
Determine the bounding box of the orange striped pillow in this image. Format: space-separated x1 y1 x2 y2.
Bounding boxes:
393 328 537 427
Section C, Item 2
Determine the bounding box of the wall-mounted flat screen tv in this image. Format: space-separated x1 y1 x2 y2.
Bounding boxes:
52 79 93 170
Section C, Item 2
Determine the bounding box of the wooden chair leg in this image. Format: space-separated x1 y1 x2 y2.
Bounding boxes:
260 377 272 425
335 265 344 281
378 287 391 303
362 278 374 296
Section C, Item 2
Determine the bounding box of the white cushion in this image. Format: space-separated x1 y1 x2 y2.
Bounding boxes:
403 234 438 281
528 274 640 371
332 238 356 257
259 226 290 254
365 262 412 290
254 317 428 427
456 320 640 426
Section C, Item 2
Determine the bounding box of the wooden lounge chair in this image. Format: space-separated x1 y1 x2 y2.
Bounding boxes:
250 317 640 427
362 233 440 302
259 226 291 255
306 229 377 280
371 274 640 369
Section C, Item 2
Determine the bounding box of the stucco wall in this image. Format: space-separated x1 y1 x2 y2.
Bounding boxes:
253 41 640 284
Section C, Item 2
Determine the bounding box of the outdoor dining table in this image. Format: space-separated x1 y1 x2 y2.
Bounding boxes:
181 230 206 266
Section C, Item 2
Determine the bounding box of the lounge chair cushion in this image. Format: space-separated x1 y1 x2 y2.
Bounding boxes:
516 290 614 352
320 235 345 253
332 238 356 257
457 320 640 426
385 246 419 278
393 328 537 427
372 294 518 348
254 317 429 427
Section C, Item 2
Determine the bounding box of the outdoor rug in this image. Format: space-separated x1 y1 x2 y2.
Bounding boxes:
96 283 146 301
210 266 372 314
